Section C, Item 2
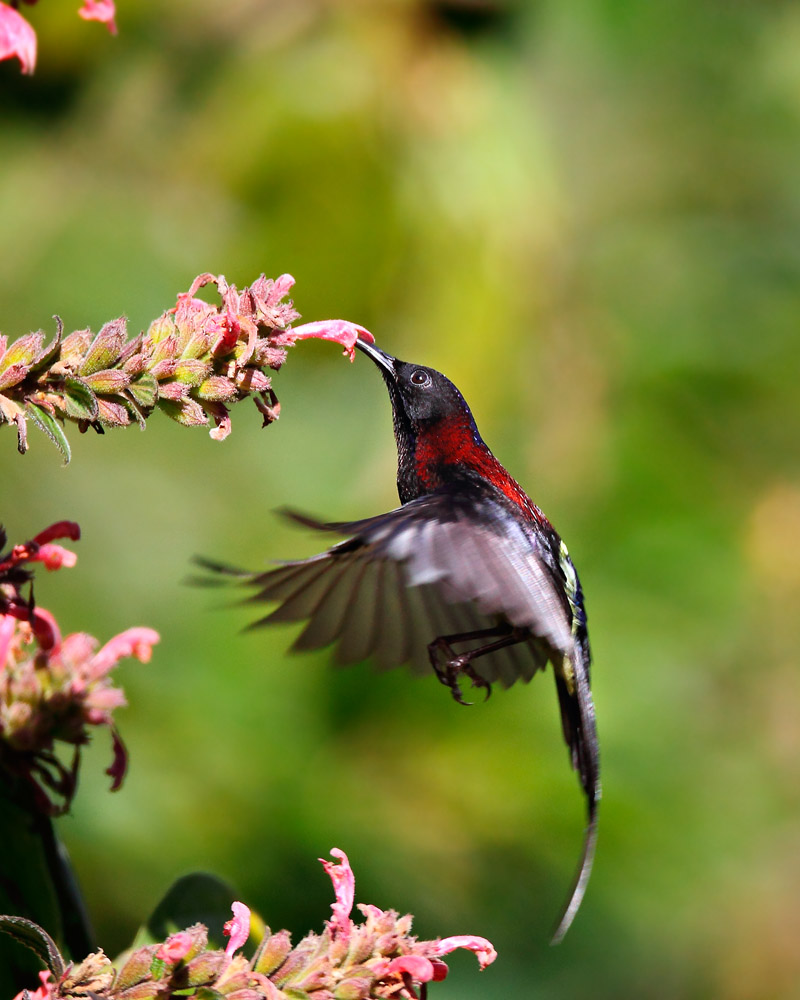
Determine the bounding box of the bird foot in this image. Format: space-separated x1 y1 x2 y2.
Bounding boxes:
429 641 493 706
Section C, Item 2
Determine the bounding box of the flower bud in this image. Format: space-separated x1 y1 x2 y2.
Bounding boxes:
114 945 159 990
251 929 292 975
333 978 371 999
82 370 131 394
184 949 226 986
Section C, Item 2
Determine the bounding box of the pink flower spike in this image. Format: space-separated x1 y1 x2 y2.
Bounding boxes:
430 935 498 971
91 626 160 676
319 848 355 939
0 2 37 75
35 544 78 571
224 901 251 958
77 0 117 34
157 931 194 963
278 320 375 360
386 956 436 983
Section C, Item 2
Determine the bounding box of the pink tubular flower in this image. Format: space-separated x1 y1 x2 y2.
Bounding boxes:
430 934 498 971
91 626 160 677
0 2 36 74
385 955 437 982
224 901 251 958
276 319 375 360
156 931 194 963
77 0 117 34
319 848 355 940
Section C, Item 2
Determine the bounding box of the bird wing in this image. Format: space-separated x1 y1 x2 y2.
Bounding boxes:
222 493 574 689
200 493 601 939
282 496 601 943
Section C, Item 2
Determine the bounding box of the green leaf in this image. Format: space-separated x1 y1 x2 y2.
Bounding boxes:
26 404 71 464
63 377 99 421
131 873 238 953
0 916 65 979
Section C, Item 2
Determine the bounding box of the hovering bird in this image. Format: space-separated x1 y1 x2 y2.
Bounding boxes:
204 338 599 942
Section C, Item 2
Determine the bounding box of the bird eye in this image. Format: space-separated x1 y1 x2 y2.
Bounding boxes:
410 369 430 386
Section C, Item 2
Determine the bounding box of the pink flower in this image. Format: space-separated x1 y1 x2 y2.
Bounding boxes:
0 2 36 74
157 931 194 963
91 626 160 676
34 544 78 571
12 970 52 1000
0 614 16 666
224 900 251 958
77 0 117 35
385 955 437 982
319 848 355 940
430 934 497 971
276 319 375 361
32 522 81 547
30 606 62 651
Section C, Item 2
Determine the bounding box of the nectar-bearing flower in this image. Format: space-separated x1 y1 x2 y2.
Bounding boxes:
0 522 159 814
0 2 37 74
6 849 496 999
0 271 373 462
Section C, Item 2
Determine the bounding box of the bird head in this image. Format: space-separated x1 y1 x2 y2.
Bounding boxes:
355 339 477 425
356 338 485 502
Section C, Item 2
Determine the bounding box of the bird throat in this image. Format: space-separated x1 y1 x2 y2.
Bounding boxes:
412 413 545 524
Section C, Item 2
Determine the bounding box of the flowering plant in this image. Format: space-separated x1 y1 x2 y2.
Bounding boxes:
4 850 496 1000
0 272 371 462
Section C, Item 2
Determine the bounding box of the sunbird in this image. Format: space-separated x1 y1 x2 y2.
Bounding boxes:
206 339 600 942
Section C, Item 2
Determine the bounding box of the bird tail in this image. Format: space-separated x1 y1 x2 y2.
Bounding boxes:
550 643 601 944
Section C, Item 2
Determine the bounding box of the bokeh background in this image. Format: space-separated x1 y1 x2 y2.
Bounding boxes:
3 1 800 996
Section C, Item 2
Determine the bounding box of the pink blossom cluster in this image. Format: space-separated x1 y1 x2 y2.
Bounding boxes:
12 850 496 1000
1 271 373 457
0 521 158 813
0 0 116 75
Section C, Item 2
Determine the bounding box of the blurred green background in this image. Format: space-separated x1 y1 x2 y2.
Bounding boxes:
3 0 800 996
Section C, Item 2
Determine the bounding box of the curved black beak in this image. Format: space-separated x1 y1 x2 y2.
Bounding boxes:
356 338 396 376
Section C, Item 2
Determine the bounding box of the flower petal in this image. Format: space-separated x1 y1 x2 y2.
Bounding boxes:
77 0 117 34
319 848 355 939
157 931 194 963
0 614 16 666
35 544 78 571
276 320 375 360
91 626 160 676
386 955 436 983
224 901 251 958
430 935 497 971
0 2 36 75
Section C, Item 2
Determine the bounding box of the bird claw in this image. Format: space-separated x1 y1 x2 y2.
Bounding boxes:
430 651 492 707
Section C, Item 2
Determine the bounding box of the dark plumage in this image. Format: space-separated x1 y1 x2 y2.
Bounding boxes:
203 339 600 941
